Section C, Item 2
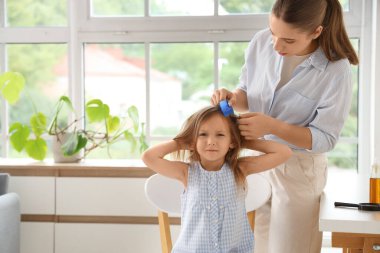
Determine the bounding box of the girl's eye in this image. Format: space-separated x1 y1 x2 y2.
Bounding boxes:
198 132 207 136
217 133 225 137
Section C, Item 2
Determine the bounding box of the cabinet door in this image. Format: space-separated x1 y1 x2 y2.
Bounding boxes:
8 176 55 214
55 223 181 253
9 177 55 253
56 177 157 216
21 222 54 253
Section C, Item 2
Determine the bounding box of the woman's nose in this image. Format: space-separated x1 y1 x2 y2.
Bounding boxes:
272 37 282 51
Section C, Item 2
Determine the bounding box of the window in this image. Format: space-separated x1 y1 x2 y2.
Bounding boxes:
0 0 369 172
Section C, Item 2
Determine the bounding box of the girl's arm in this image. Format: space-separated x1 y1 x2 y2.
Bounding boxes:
239 139 292 176
142 140 188 186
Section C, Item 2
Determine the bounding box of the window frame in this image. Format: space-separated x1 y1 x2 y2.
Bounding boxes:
0 0 376 178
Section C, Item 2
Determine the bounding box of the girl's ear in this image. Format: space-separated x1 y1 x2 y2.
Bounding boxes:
312 25 323 39
229 143 235 149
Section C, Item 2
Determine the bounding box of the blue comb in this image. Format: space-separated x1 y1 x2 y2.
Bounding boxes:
219 100 234 117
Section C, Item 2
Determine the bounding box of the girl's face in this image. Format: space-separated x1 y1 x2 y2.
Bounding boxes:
269 14 323 56
196 114 235 171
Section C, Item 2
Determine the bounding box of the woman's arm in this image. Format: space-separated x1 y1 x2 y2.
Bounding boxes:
141 140 188 186
239 139 292 176
238 112 312 149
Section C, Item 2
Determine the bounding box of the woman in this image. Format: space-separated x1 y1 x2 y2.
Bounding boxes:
211 0 358 252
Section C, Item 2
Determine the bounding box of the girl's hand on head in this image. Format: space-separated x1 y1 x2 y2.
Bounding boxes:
210 88 236 106
237 112 274 139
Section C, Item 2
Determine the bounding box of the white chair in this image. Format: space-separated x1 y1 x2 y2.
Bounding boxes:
145 173 271 253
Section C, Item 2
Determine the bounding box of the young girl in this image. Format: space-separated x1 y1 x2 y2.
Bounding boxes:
142 105 291 253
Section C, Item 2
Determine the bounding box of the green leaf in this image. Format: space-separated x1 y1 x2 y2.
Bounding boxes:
124 130 136 152
30 112 47 137
139 140 149 154
138 122 148 153
127 105 139 132
61 132 87 156
86 99 110 123
48 95 75 134
25 137 47 161
107 115 120 133
58 95 74 111
0 72 25 104
9 123 30 152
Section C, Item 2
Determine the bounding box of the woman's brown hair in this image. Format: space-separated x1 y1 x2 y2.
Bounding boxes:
272 0 359 65
173 106 245 186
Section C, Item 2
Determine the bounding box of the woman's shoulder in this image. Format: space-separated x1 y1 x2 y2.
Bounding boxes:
249 28 271 45
325 58 351 77
312 48 351 75
246 28 274 58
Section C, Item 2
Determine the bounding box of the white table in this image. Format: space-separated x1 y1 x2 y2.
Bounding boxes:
319 173 380 252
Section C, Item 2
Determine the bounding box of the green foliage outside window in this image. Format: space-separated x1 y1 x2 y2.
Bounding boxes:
7 0 66 26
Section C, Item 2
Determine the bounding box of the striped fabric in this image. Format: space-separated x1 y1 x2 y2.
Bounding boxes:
172 162 254 253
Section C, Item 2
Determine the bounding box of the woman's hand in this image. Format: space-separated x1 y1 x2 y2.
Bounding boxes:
210 88 236 106
237 112 275 139
211 88 249 112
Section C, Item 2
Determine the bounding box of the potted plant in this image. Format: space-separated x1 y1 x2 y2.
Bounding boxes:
8 95 148 162
1 71 147 162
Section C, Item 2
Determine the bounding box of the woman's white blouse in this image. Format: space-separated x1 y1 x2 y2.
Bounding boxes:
238 28 353 153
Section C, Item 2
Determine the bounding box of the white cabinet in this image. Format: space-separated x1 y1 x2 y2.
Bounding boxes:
4 168 180 253
9 176 55 214
54 177 180 253
9 176 55 253
56 177 156 216
21 223 55 253
55 223 180 253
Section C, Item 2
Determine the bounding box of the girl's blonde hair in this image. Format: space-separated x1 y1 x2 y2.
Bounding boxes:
272 0 359 65
173 105 245 186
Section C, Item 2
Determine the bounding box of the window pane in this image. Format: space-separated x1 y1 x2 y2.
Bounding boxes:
7 0 67 27
220 0 348 15
151 0 213 16
7 44 68 158
328 38 359 170
219 0 275 14
91 0 144 17
150 43 213 136
340 0 349 11
219 42 248 92
328 142 357 170
84 44 146 159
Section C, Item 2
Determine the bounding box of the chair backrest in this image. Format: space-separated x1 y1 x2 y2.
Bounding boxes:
0 192 21 253
145 173 271 214
144 173 271 253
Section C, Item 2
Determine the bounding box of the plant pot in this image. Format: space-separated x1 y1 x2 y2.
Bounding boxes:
52 133 83 163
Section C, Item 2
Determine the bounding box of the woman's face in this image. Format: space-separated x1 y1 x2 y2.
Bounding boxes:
269 14 322 56
195 113 235 171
